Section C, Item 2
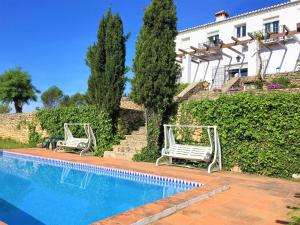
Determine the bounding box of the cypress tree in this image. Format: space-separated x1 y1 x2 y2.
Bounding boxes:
131 0 180 161
86 9 126 131
98 13 125 129
86 9 112 104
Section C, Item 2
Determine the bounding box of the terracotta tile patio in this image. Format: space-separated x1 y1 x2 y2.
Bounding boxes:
2 148 300 225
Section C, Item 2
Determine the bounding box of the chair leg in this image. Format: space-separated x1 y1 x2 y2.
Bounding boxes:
156 155 165 166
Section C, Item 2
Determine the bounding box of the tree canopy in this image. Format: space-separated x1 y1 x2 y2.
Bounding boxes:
0 67 39 113
41 86 64 108
61 93 87 107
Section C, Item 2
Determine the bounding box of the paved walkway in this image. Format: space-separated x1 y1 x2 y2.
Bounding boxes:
3 148 300 225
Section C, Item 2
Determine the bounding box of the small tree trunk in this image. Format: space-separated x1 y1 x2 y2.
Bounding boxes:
145 108 163 161
257 43 264 81
14 101 23 113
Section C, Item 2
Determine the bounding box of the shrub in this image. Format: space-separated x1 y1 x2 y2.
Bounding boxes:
177 92 300 178
271 76 291 88
36 106 115 156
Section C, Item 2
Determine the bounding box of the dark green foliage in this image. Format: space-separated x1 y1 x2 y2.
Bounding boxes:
0 67 39 113
86 9 126 132
99 13 126 127
177 92 300 178
271 76 291 88
131 0 179 161
86 11 111 104
61 93 87 107
0 102 10 114
36 106 115 156
41 86 64 108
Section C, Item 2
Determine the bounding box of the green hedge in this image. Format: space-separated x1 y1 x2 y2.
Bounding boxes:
177 92 300 178
36 106 115 156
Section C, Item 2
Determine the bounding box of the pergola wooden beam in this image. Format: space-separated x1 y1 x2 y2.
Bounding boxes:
259 40 272 52
202 43 221 55
215 49 232 59
269 30 298 39
228 46 245 56
192 54 209 62
202 43 211 51
278 42 287 49
178 48 189 54
276 40 287 49
248 32 273 51
176 59 182 63
231 36 248 47
190 46 198 51
178 48 209 62
176 28 300 58
191 59 200 64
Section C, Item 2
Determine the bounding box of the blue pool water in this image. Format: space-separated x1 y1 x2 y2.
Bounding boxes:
0 152 199 225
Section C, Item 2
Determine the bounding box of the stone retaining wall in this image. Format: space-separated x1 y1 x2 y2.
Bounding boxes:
266 71 300 85
0 102 145 144
0 113 46 143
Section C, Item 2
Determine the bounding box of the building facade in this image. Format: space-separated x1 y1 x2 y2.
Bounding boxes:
176 0 300 88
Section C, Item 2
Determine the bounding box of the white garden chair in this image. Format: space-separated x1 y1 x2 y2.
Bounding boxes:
56 123 97 156
156 125 222 173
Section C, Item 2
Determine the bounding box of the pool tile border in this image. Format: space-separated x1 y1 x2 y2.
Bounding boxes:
93 184 230 225
1 150 202 190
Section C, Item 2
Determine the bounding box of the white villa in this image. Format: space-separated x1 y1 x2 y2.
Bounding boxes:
176 0 300 88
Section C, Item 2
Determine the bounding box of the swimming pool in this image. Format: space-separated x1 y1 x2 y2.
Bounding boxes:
0 151 201 225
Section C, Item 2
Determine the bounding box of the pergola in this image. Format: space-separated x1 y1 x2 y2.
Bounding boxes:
176 24 300 64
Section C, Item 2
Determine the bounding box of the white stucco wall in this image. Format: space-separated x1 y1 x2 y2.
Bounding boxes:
176 1 300 85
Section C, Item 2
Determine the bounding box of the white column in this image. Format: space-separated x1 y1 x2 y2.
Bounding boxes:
181 54 192 83
247 41 258 76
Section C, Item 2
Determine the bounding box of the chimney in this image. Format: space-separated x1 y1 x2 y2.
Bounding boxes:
215 10 229 22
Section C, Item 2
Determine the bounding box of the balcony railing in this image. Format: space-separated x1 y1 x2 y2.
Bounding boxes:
198 39 223 50
250 25 293 43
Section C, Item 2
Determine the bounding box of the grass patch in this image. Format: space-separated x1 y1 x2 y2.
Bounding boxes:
0 138 31 149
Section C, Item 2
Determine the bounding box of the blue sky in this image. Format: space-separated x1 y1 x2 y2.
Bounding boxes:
0 0 286 112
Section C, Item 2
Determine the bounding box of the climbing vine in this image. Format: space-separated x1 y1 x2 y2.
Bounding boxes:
17 120 42 146
176 92 300 178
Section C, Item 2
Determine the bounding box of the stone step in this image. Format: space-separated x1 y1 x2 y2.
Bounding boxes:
137 126 147 132
131 128 147 135
103 151 136 161
125 134 147 141
174 82 206 102
112 145 144 153
119 139 147 147
222 77 240 93
104 125 147 161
